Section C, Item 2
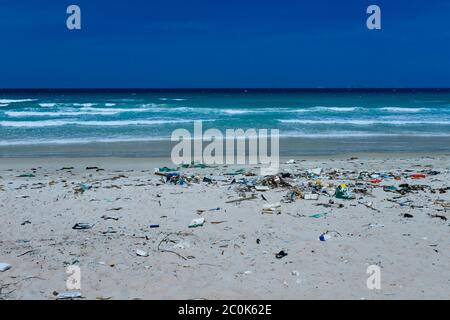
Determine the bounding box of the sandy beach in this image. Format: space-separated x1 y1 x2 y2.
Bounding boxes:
1 154 450 300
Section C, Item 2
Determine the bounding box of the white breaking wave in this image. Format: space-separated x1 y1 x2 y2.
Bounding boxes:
0 99 37 103
279 119 450 125
80 107 150 113
159 98 187 101
105 103 116 107
380 107 425 113
0 119 212 128
0 104 9 107
314 106 357 112
73 103 97 107
39 103 57 107
5 110 120 117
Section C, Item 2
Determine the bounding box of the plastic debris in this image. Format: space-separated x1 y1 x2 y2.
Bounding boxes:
72 223 93 230
410 173 426 179
56 291 82 300
319 233 331 241
136 249 149 257
188 217 205 228
275 250 288 259
303 193 319 200
262 202 281 214
335 184 355 200
0 262 12 272
17 173 35 178
309 168 322 176
309 213 328 219
157 166 178 172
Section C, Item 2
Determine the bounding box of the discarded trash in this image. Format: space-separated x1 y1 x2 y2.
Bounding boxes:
72 223 93 230
0 262 12 272
303 193 319 200
309 168 322 176
319 233 331 241
74 183 92 194
157 166 178 173
17 173 35 178
429 214 447 221
319 230 342 241
101 215 119 221
255 185 270 191
403 213 414 218
275 250 288 259
286 159 295 164
149 224 160 228
410 173 426 179
226 194 257 203
262 202 281 213
188 217 205 228
309 213 327 219
136 249 149 257
56 291 82 300
335 184 355 200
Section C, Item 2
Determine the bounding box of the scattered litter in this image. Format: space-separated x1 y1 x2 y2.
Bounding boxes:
262 202 281 214
319 230 342 241
72 223 93 230
309 213 328 219
226 194 257 203
188 218 205 228
136 249 149 257
308 168 322 176
0 262 12 272
17 173 35 178
149 224 160 228
429 214 447 221
410 173 426 179
255 185 270 191
319 233 331 241
303 193 319 200
335 184 355 200
275 250 288 259
101 215 119 221
56 291 82 300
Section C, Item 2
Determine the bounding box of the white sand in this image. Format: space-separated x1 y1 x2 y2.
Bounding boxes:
1 155 449 299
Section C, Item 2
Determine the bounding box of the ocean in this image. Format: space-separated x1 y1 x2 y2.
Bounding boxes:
1 89 450 157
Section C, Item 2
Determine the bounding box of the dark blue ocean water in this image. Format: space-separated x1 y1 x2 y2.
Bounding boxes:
1 90 450 146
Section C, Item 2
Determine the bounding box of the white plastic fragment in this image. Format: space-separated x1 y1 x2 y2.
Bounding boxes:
136 249 149 257
188 217 205 228
56 291 82 300
0 262 12 272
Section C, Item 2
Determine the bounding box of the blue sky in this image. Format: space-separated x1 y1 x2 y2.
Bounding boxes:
0 0 449 88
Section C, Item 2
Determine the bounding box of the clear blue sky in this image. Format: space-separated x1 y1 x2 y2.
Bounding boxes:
0 0 449 88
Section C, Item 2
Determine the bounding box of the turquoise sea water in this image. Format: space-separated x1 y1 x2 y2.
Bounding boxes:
1 90 450 148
